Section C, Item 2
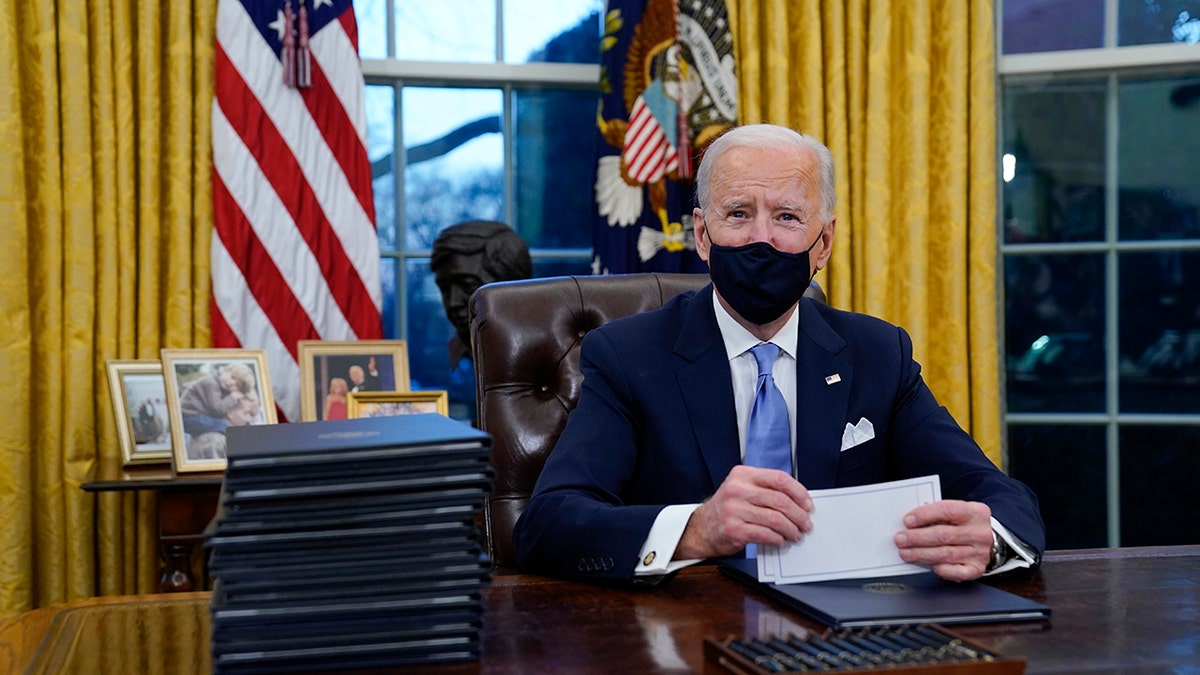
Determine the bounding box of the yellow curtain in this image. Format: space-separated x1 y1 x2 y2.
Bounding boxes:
731 0 1002 465
0 0 215 618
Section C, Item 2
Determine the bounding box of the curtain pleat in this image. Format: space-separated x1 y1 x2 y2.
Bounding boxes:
965 2 1001 466
0 0 43 618
733 0 1002 466
0 0 214 619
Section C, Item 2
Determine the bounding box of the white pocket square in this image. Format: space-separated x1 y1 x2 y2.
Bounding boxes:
840 417 875 451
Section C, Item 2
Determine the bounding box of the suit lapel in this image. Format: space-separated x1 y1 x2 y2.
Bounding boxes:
670 292 852 490
673 285 741 488
794 300 851 488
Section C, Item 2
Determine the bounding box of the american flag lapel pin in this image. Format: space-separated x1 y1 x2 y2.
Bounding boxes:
825 374 841 385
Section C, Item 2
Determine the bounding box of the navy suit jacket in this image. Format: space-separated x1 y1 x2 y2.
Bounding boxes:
513 285 1045 581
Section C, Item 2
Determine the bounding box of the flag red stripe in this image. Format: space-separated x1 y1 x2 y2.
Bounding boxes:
212 171 320 356
338 7 358 50
213 43 378 334
209 299 240 348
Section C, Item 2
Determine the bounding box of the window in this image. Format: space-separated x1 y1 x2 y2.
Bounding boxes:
1000 0 1200 548
356 0 602 421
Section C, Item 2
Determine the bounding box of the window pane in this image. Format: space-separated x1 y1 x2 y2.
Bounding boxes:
505 0 601 63
1119 0 1200 45
1003 80 1106 243
405 260 473 421
514 90 598 249
1118 75 1200 241
1002 0 1104 54
396 0 496 62
1119 425 1200 546
365 84 396 250
1005 253 1106 413
1120 251 1200 413
402 88 504 250
1007 424 1108 549
355 0 388 59
381 256 399 339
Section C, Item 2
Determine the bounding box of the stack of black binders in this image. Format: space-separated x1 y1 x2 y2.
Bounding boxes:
205 413 493 674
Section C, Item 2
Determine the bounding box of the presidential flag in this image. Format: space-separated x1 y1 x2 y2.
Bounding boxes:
211 0 381 422
592 0 738 274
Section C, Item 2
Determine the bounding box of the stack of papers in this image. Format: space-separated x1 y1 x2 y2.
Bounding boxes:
206 414 493 674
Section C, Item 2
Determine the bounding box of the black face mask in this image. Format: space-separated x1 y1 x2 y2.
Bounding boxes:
707 229 823 325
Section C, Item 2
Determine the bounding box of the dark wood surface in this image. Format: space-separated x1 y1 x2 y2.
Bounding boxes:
956 545 1200 673
82 457 222 592
3 545 1198 673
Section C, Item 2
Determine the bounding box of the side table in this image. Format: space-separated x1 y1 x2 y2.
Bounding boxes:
82 458 222 593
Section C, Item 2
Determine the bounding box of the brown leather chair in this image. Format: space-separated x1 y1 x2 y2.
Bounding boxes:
469 272 824 569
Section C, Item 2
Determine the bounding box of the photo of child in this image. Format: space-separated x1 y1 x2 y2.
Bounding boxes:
161 350 276 472
323 377 349 420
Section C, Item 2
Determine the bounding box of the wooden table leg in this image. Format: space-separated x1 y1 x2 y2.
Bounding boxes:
156 486 220 593
159 543 197 592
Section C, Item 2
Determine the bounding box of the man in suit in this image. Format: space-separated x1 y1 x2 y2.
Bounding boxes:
347 361 380 393
513 124 1045 584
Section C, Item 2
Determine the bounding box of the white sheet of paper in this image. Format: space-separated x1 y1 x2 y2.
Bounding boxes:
757 475 942 584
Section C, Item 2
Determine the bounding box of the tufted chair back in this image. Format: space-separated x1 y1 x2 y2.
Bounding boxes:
468 273 709 568
469 273 826 569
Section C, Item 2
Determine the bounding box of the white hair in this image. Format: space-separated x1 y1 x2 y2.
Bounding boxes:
695 124 836 220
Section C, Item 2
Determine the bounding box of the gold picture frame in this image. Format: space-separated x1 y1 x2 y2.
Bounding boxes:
105 360 174 466
347 390 449 419
161 348 277 474
296 340 411 421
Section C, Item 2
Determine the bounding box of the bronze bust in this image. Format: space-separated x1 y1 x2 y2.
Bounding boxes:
431 220 533 364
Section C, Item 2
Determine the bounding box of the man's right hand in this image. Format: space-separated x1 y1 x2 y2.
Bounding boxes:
674 465 814 560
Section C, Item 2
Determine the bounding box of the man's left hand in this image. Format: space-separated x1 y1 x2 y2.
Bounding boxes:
894 500 993 582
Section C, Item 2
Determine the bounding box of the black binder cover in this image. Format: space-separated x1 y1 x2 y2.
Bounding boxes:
215 487 489 523
207 540 479 579
719 558 1050 629
224 413 489 464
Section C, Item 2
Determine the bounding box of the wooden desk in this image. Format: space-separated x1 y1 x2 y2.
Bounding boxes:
82 458 222 593
3 546 1198 673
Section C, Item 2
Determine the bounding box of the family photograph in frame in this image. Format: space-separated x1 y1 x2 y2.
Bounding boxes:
160 349 276 473
105 360 173 466
347 390 449 419
297 340 410 422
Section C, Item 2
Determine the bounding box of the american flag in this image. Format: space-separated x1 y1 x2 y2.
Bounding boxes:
623 96 679 185
211 0 381 423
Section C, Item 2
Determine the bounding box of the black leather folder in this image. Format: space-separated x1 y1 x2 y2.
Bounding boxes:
719 558 1050 629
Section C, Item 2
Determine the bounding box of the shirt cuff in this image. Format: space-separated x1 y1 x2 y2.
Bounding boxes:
984 516 1037 576
634 504 704 576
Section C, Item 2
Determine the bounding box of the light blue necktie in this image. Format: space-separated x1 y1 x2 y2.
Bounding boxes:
742 343 791 559
743 343 792 474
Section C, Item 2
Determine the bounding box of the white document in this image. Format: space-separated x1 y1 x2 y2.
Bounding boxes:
757 475 941 584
